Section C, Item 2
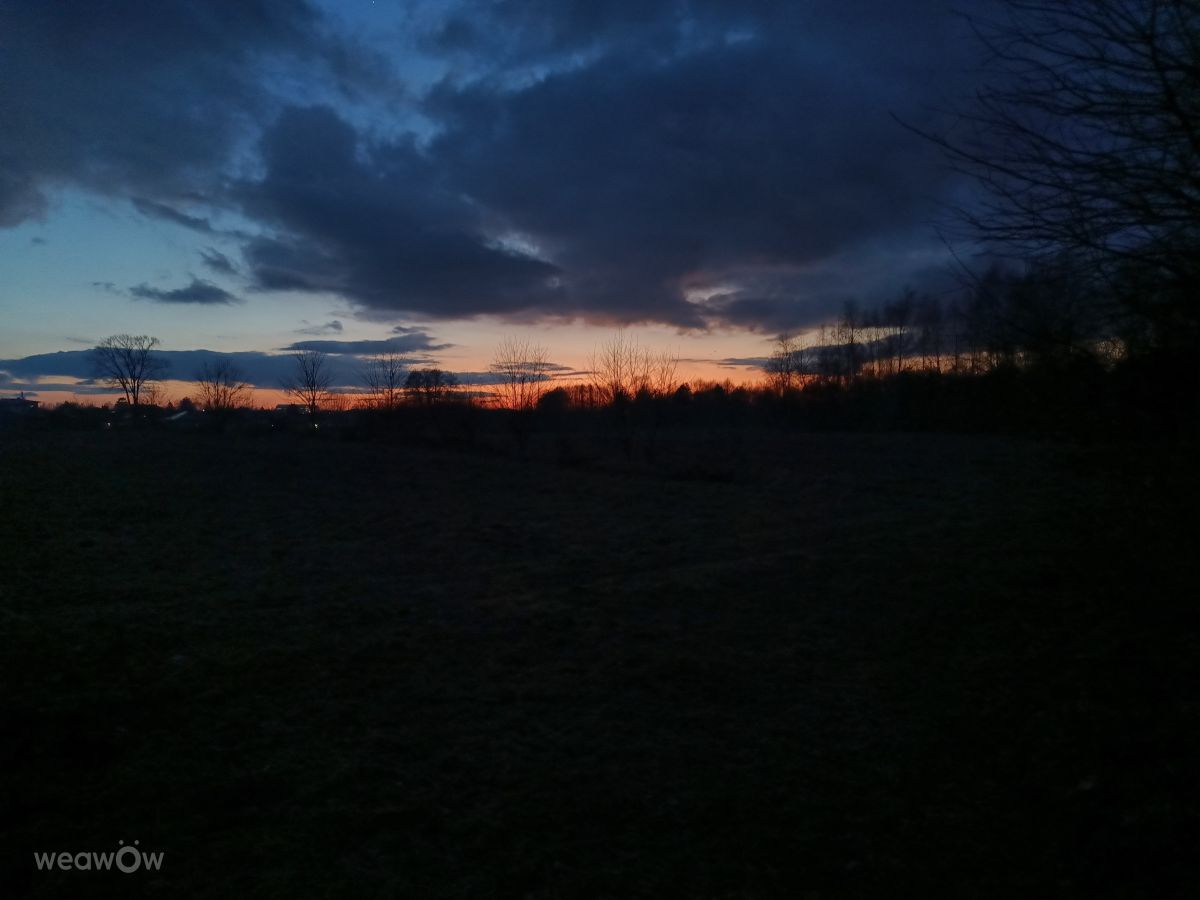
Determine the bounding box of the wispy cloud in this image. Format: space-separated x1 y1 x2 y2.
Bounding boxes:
199 247 238 276
130 278 240 305
295 319 344 336
132 198 216 234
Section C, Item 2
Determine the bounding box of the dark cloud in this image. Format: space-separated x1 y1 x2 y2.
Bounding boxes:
0 348 429 390
0 351 111 380
235 1 987 328
0 0 390 226
295 319 344 335
0 381 116 397
691 251 965 332
425 8 982 328
199 247 239 276
4 0 995 331
238 105 565 318
454 365 574 386
429 0 989 83
281 334 451 355
714 357 769 369
130 279 241 305
425 0 762 66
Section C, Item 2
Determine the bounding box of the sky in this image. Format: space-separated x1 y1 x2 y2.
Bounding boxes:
0 0 993 404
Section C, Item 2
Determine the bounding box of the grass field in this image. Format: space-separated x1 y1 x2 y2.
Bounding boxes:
2 429 1197 898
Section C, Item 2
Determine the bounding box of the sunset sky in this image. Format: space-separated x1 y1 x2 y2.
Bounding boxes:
1 0 990 404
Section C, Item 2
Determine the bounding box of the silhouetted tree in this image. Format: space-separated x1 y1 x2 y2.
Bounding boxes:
946 298 969 373
284 350 333 416
764 334 801 394
835 302 863 381
405 368 458 405
914 0 1200 350
92 334 167 406
588 331 676 403
567 382 603 408
323 393 356 412
967 266 1021 370
648 348 680 397
490 337 551 410
590 331 640 404
195 357 251 412
362 351 410 411
537 386 571 413
916 296 945 371
139 383 166 408
968 257 1109 369
883 290 916 375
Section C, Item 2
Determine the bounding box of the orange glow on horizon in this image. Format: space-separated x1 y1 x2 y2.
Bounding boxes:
18 361 769 409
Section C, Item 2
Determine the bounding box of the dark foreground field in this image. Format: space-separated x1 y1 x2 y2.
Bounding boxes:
2 430 1197 898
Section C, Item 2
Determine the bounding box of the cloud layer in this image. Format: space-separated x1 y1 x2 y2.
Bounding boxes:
2 0 991 330
0 331 447 392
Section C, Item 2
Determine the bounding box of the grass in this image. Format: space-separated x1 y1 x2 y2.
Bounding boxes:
2 429 1197 898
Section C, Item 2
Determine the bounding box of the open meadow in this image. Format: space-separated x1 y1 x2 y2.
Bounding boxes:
2 429 1197 897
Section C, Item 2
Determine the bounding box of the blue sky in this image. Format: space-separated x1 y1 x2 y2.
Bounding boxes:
0 0 990 401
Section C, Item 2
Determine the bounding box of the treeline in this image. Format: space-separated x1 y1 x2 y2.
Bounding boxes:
749 257 1197 437
766 260 1175 392
13 250 1196 443
20 349 1192 445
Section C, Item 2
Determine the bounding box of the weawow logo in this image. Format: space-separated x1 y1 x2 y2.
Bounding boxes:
34 841 164 874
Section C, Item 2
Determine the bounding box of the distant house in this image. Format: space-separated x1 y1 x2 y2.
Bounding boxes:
0 395 40 414
273 403 311 415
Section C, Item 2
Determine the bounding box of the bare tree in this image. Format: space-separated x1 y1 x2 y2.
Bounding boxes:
140 383 166 408
946 298 970 373
599 331 635 402
915 296 945 371
883 290 916 375
648 348 680 396
590 331 635 404
490 337 551 410
362 351 410 411
195 357 251 412
910 0 1200 346
834 302 863 382
590 331 673 403
284 350 333 416
92 334 167 406
323 392 356 413
764 334 801 394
